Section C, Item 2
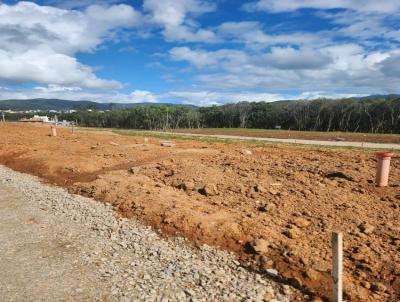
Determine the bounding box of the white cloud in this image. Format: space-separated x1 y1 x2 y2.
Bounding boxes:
170 47 245 68
0 47 121 89
0 85 157 104
315 10 400 46
170 43 399 95
243 0 400 14
164 90 368 106
242 0 400 47
1 1 399 105
170 45 333 73
143 0 218 42
0 85 370 107
85 4 142 29
170 47 212 67
216 21 330 48
144 0 215 27
0 2 141 88
379 52 400 78
165 90 284 105
130 90 159 103
258 47 332 70
295 91 367 100
44 0 124 10
217 21 260 36
34 84 82 92
0 2 141 54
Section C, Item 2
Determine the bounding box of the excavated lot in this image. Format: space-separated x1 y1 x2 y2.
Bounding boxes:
0 123 399 302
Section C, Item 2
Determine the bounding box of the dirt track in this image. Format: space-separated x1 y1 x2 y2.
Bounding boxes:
0 123 399 302
151 131 400 150
174 128 400 144
0 180 111 301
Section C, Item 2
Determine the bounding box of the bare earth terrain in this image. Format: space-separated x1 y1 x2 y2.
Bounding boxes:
0 123 399 302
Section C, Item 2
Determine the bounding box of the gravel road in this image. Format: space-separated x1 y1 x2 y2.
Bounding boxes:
0 165 295 302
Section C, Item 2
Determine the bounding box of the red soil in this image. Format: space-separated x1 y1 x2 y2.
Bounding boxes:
0 123 398 302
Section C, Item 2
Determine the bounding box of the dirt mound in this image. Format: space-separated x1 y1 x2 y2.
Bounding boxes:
0 123 399 302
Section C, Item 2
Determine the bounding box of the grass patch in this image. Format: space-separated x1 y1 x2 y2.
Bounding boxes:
112 129 235 144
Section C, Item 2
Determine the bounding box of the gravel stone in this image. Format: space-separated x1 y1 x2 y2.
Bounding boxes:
0 165 293 301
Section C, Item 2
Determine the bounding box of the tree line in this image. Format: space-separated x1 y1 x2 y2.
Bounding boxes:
4 95 400 133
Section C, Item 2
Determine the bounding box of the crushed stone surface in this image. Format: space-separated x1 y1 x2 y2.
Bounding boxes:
0 165 294 302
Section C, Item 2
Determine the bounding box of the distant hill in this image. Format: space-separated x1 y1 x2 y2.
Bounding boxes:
351 94 400 101
0 98 195 111
0 95 398 111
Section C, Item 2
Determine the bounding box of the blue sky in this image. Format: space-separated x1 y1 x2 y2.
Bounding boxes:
0 0 400 105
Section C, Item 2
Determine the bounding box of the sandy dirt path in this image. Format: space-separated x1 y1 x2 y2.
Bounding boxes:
155 131 400 150
170 129 400 145
0 185 111 302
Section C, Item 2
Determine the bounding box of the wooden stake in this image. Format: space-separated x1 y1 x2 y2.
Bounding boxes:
332 232 343 302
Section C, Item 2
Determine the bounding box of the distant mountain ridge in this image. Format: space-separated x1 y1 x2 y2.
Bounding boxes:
0 95 398 111
0 98 194 111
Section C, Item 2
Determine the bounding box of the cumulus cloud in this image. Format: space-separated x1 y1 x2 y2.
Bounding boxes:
217 21 260 36
0 2 141 54
243 0 400 14
314 10 400 47
258 47 332 70
163 90 367 106
170 46 332 72
144 0 215 27
169 47 245 68
0 48 121 89
379 53 400 78
170 47 216 68
1 1 399 105
170 43 398 95
241 0 400 48
85 4 142 29
216 21 330 48
295 91 367 100
0 85 372 106
0 1 141 88
130 90 159 103
243 0 400 46
165 90 284 106
0 85 158 104
44 0 124 10
34 84 82 92
143 0 218 42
